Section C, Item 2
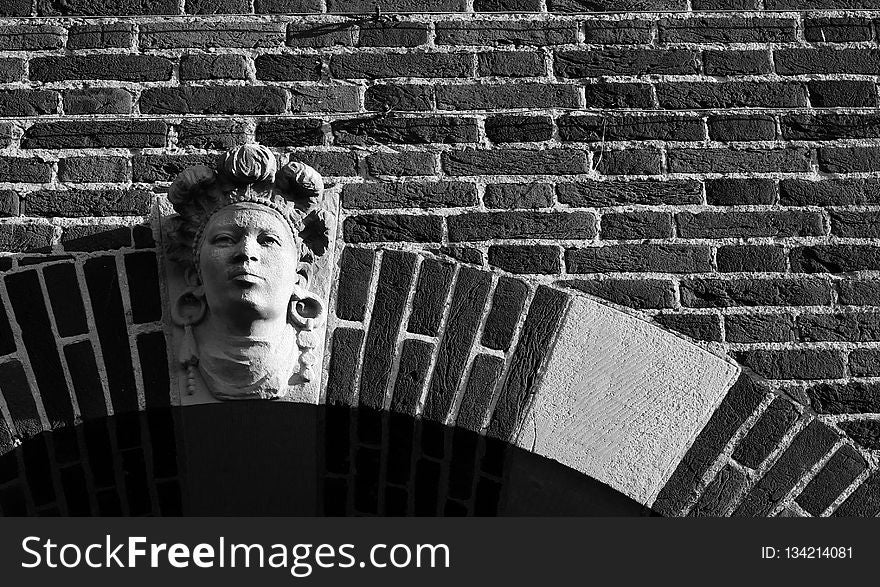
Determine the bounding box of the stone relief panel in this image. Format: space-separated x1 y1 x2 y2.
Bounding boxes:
156 144 339 406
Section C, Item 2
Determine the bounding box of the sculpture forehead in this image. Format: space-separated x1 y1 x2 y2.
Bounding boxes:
205 204 295 238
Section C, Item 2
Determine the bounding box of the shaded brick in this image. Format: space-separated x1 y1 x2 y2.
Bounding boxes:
594 149 660 175
359 250 417 409
477 52 545 77
0 0 31 16
444 149 588 176
657 83 806 109
549 0 686 10
660 17 796 43
737 349 845 380
0 25 64 50
365 85 433 112
0 223 54 252
566 244 712 274
140 22 285 49
437 83 579 110
365 152 435 176
838 420 880 450
832 210 880 238
559 114 704 142
333 117 478 146
797 444 867 516
124 252 161 324
390 339 435 415
140 87 287 115
668 149 811 174
436 21 577 46
717 245 786 273
808 381 880 415
32 56 172 82
791 245 880 273
336 247 374 322
0 192 18 216
64 341 107 420
583 82 655 109
25 189 151 217
783 113 880 141
286 22 356 47
482 277 528 350
582 19 653 44
776 49 880 75
677 211 824 239
137 332 170 409
780 179 869 206
833 470 880 517
67 23 133 49
255 54 323 81
734 420 839 517
327 0 466 10
23 121 167 149
798 313 880 342
37 0 178 15
489 245 560 274
408 258 454 336
331 53 472 79
839 280 880 306
344 214 443 243
703 50 772 75
819 147 880 173
848 348 880 376
805 18 874 42
558 179 702 206
689 465 748 517
257 119 325 147
186 0 249 13
62 225 132 251
292 151 357 177
484 183 553 209
0 58 24 83
42 263 87 338
808 80 876 107
475 0 541 9
456 354 505 432
449 211 596 241
0 361 41 438
654 313 722 341
343 182 476 209
133 154 219 183
180 54 249 80
709 115 776 142
725 314 795 343
0 157 52 183
706 179 774 206
602 211 673 240
325 328 364 407
733 397 801 469
558 278 676 309
63 89 132 115
437 245 483 265
681 278 831 308
485 115 554 143
555 49 699 77
59 157 128 183
178 119 250 149
0 90 59 117
288 85 359 113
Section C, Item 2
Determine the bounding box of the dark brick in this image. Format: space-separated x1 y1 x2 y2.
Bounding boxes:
783 113 880 141
140 22 285 49
808 380 880 414
0 296 16 355
186 0 249 13
59 157 127 184
658 83 806 109
359 250 417 410
808 80 876 107
344 214 443 243
0 90 58 117
336 247 374 322
484 183 553 209
654 372 766 516
343 182 476 209
717 245 786 273
849 348 880 377
67 23 133 49
438 245 483 265
23 121 167 149
654 313 722 341
449 211 595 241
255 54 323 81
25 189 151 217
285 22 355 47
668 149 811 174
797 444 867 516
6 270 74 427
555 49 699 77
0 25 64 50
63 89 132 115
601 211 673 240
734 397 801 469
489 245 560 274
333 117 478 146
776 49 880 75
63 341 107 420
444 149 587 176
179 119 250 149
140 87 287 115
558 278 676 309
0 361 41 438
559 114 704 142
365 152 436 176
791 245 880 273
660 17 796 43
31 56 172 82
737 349 845 380
819 147 880 172
137 332 169 409
839 280 880 306
678 211 824 239
436 21 576 46
325 328 364 407
567 244 713 274
734 420 839 517
838 420 880 450
0 58 24 83
725 314 795 343
477 52 545 77
42 263 87 337
689 465 748 517
709 115 776 142
475 0 541 9
390 339 434 415
62 225 132 251
328 0 466 10
331 53 472 79
37 0 178 15
437 83 579 110
425 267 492 421
357 22 429 47
456 354 505 432
798 313 880 342
482 277 528 350
488 286 569 440
596 149 661 175
805 18 874 43
365 85 432 112
257 119 325 147
681 278 831 308
558 179 702 206
124 252 161 324
583 82 655 109
133 154 219 183
258 0 321 13
833 470 880 517
703 50 772 75
582 19 653 44
485 115 554 143
292 151 357 177
180 54 249 80
288 86 360 113
549 0 686 10
0 0 31 16
832 210 880 238
0 157 52 183
408 258 454 336
0 223 54 252
0 192 18 216
780 179 867 206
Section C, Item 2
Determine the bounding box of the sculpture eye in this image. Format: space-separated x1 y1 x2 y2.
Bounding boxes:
211 234 236 245
259 233 281 246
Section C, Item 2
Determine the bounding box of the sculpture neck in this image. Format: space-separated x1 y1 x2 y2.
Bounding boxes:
204 308 288 339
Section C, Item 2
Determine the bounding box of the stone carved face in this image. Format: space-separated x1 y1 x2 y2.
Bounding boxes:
199 204 300 334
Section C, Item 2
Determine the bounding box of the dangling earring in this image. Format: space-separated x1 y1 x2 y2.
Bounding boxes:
289 286 324 383
172 286 207 395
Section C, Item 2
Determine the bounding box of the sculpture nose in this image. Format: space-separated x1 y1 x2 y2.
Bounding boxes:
232 236 260 262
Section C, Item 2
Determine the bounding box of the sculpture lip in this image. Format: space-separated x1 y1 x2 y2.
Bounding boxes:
228 267 265 281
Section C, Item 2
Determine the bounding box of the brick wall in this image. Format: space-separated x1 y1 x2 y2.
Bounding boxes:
0 1 879 516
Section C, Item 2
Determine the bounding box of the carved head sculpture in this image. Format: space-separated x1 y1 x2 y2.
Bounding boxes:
165 144 327 401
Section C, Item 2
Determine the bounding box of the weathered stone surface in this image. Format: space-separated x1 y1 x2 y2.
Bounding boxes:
838 279 880 306
456 354 505 432
326 327 364 407
709 115 777 142
408 258 454 336
806 381 880 414
734 420 839 517
566 245 713 274
425 267 492 421
688 465 747 517
596 149 662 176
780 179 871 206
558 180 702 206
583 82 654 108
783 113 880 140
776 49 880 75
582 19 653 44
0 58 24 82
336 246 374 322
559 278 676 309
342 182 476 209
448 211 596 241
848 348 880 376
733 397 801 469
796 444 867 516
482 277 529 351
808 80 876 107
819 147 880 172
390 339 435 415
